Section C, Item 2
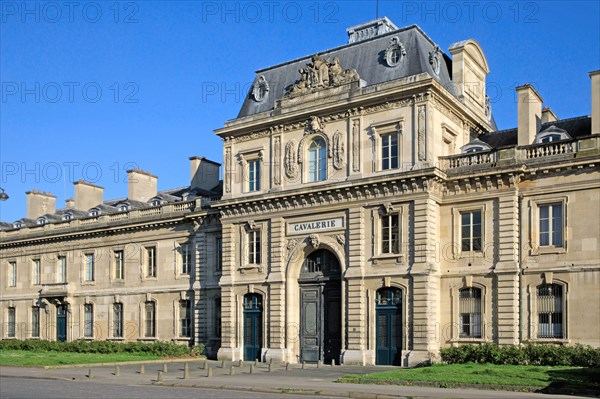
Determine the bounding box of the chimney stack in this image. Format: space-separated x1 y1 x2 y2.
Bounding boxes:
65 198 75 208
127 169 158 202
590 70 600 134
516 84 543 145
26 190 56 219
190 156 220 192
541 107 558 124
74 180 104 211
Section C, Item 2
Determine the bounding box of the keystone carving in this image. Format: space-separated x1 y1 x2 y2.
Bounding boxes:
308 234 320 249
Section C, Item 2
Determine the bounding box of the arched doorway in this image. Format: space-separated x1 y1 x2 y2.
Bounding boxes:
299 249 341 364
375 287 402 365
243 293 262 361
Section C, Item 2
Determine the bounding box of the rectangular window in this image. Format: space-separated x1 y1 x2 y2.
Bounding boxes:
180 300 191 338
145 302 156 337
85 254 95 282
7 307 16 338
539 203 563 247
461 211 482 252
247 230 261 264
181 244 191 275
31 307 40 338
8 261 16 287
216 237 222 272
381 133 399 170
113 303 123 338
114 250 124 280
215 298 221 337
146 247 156 277
381 214 400 254
537 284 563 338
84 304 94 338
33 259 41 285
248 160 261 192
58 256 67 283
459 288 482 338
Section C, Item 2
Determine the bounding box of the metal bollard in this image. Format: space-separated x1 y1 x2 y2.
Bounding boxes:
139 364 145 375
285 362 290 371
268 363 272 372
269 357 273 365
156 371 164 383
229 366 235 375
317 360 321 368
183 362 189 379
88 368 94 379
254 359 258 366
114 365 120 376
331 359 335 367
249 365 255 374
162 363 168 373
203 360 207 369
207 367 213 377
238 360 244 367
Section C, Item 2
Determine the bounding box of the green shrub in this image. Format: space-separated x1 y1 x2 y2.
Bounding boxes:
0 339 204 357
440 343 600 367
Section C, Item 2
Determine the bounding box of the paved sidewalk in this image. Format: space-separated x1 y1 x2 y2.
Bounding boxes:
0 360 590 399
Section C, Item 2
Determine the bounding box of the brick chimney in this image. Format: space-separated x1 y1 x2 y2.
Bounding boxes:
74 180 104 211
26 190 56 219
516 84 543 145
127 168 157 202
541 107 558 123
190 156 220 191
590 70 600 134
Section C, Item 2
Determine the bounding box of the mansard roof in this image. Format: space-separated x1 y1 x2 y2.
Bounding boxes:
237 24 455 118
479 115 592 149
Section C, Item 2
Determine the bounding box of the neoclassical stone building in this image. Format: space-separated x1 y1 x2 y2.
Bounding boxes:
1 18 599 366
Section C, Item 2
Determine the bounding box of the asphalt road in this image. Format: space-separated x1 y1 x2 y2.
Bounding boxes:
0 376 338 399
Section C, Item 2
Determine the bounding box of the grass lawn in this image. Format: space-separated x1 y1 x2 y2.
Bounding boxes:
339 363 600 394
0 350 162 367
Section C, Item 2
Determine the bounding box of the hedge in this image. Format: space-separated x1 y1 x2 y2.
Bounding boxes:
441 343 600 368
0 339 204 357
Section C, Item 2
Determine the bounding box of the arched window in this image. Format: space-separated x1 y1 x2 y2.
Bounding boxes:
459 287 482 338
540 134 562 143
308 137 327 182
537 284 563 338
301 249 340 276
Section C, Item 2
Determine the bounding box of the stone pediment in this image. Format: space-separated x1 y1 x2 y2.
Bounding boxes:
285 55 360 98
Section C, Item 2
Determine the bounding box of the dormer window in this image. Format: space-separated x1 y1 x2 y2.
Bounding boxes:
89 209 100 217
37 218 46 225
151 199 161 207
536 126 570 144
461 139 492 154
118 205 129 212
13 222 22 229
465 147 484 153
62 213 72 221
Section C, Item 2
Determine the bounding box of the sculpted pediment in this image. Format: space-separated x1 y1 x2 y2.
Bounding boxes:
285 55 360 98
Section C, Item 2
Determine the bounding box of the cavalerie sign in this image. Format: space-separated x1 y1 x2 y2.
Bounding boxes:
287 217 344 235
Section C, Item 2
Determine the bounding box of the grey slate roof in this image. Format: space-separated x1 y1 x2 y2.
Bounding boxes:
479 116 591 149
237 24 455 118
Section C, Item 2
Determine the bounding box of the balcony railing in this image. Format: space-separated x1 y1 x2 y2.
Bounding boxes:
439 150 497 169
522 140 576 159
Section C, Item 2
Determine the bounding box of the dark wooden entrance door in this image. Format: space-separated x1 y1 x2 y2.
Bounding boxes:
299 249 341 364
56 305 67 342
243 294 262 361
375 288 402 366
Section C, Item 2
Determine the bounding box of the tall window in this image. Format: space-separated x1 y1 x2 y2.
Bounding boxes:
85 254 95 282
539 203 563 247
216 237 223 272
461 211 482 252
84 304 94 338
114 250 124 280
31 307 40 338
459 287 482 338
308 137 327 182
7 307 16 338
248 159 261 192
181 244 191 275
180 300 191 338
33 259 41 285
113 303 123 338
381 133 399 170
58 256 67 283
146 247 156 277
537 284 563 338
381 214 400 254
145 302 156 337
8 261 16 287
247 230 261 264
215 298 221 337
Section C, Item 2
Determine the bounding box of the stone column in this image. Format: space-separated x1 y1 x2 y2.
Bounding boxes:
217 223 239 361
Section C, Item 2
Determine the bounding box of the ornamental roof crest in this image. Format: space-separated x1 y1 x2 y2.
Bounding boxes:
286 55 360 98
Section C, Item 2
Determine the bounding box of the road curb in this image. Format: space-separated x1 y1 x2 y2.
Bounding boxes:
43 357 205 370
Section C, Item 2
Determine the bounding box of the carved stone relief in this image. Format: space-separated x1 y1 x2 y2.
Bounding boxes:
384 36 407 67
332 131 344 170
417 105 427 161
308 234 320 249
284 141 298 179
225 147 231 193
252 75 269 102
351 119 361 172
428 45 442 76
286 55 360 98
273 136 281 185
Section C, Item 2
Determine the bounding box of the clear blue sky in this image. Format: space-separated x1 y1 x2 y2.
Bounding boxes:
1 1 599 222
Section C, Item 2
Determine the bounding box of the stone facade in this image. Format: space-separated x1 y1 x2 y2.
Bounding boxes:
1 20 599 366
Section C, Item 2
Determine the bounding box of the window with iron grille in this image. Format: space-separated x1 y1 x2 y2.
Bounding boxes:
459 287 482 338
145 302 156 337
180 300 191 337
461 211 482 252
7 307 15 338
537 284 563 338
84 304 94 338
113 303 123 338
31 307 40 338
539 203 563 247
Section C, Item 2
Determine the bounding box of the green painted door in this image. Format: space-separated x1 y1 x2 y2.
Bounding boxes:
243 294 262 361
56 305 67 342
375 288 402 366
